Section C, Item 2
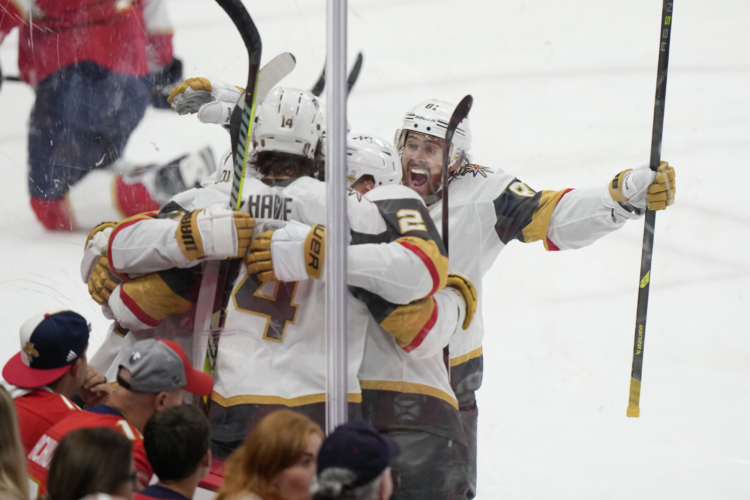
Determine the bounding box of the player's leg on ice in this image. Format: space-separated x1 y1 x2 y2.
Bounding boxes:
27 62 216 231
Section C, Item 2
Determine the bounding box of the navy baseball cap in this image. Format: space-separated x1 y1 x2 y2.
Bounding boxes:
317 420 400 487
2 311 90 388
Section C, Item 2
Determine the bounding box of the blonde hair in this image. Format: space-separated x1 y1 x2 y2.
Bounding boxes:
0 386 28 500
217 410 324 500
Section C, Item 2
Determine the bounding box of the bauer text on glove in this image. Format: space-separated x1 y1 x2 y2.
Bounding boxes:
176 205 254 261
245 221 325 282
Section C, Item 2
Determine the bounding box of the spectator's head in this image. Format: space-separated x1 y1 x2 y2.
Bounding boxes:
0 386 28 500
218 410 324 500
310 421 400 500
1 311 89 396
144 405 211 486
47 428 136 500
111 338 213 429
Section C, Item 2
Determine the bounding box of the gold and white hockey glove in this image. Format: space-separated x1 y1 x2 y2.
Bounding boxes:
176 205 254 261
167 77 243 127
245 221 325 282
609 161 676 211
88 256 120 305
446 274 477 330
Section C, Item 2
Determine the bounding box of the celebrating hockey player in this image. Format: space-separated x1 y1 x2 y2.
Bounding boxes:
394 98 677 496
0 0 214 231
82 87 475 480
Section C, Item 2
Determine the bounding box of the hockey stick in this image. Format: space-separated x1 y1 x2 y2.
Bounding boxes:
257 52 296 102
626 0 674 418
441 95 473 254
192 0 262 389
311 52 364 97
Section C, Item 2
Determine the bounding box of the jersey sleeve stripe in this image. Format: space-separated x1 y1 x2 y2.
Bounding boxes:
397 239 445 296
542 188 574 251
118 286 161 327
522 188 574 245
120 273 194 325
401 298 438 353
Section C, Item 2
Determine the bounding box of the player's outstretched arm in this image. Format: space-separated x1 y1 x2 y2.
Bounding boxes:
105 204 253 276
548 161 676 250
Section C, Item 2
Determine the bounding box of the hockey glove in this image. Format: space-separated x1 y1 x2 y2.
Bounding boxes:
81 221 117 284
245 221 325 282
446 274 477 330
176 205 254 261
168 77 243 128
149 58 183 109
609 161 676 211
88 256 120 305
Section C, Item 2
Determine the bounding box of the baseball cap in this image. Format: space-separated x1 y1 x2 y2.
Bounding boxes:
117 338 213 396
317 420 401 487
2 311 90 388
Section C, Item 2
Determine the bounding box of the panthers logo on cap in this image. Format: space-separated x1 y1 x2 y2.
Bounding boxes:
129 352 141 363
23 342 39 359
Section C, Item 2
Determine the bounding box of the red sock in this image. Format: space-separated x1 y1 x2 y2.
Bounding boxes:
115 176 159 217
30 197 74 231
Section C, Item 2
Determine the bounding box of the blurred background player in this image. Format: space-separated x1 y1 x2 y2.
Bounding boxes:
0 0 215 231
138 405 212 500
46 428 137 500
394 98 677 496
1 310 111 453
25 338 214 495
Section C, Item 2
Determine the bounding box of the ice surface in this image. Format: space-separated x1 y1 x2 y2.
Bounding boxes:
1 1 749 497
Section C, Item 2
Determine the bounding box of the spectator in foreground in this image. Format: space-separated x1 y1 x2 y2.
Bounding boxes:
0 386 28 500
47 428 136 500
217 410 324 500
310 421 399 500
1 310 112 453
138 405 211 500
26 338 214 494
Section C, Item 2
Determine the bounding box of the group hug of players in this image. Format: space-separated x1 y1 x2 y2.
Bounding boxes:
75 74 676 499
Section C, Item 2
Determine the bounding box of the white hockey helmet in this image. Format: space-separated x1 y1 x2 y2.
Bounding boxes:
253 87 321 159
346 134 402 189
395 99 472 167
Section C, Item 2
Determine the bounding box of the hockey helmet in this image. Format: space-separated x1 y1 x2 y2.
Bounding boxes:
394 99 472 168
253 87 321 159
346 134 402 189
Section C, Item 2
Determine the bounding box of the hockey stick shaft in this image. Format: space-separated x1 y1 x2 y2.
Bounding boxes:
626 0 674 418
441 95 473 255
193 0 262 391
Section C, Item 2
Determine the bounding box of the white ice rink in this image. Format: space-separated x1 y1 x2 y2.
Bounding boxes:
1 1 749 498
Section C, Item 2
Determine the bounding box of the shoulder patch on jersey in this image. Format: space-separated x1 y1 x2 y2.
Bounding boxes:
455 164 493 178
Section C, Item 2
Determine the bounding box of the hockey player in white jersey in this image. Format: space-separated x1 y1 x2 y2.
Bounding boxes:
82 89 475 472
393 98 677 496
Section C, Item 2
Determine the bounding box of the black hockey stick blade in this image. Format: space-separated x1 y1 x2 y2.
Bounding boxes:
626 0 674 419
2 75 21 82
346 52 364 94
311 52 363 97
311 60 326 97
441 95 473 255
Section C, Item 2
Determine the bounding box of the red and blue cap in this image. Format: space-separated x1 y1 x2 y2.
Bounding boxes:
317 420 401 487
2 311 90 388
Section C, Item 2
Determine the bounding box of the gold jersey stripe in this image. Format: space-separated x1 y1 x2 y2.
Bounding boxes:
449 346 483 367
121 273 193 322
379 296 435 349
359 380 458 410
521 189 570 245
396 236 449 293
211 391 363 408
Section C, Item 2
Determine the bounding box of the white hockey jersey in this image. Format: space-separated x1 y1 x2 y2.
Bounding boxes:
430 165 626 371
